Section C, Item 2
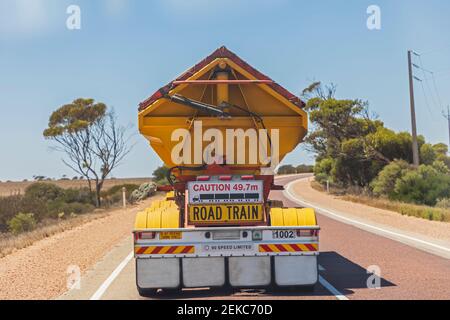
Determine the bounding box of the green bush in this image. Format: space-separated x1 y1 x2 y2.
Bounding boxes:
47 200 94 217
62 188 94 204
0 195 47 231
154 178 169 186
371 160 410 197
101 184 140 206
102 184 139 197
296 164 314 173
432 160 450 174
153 166 169 181
314 158 334 184
8 213 37 235
393 165 450 206
24 183 65 202
277 165 297 175
0 182 99 232
420 143 437 165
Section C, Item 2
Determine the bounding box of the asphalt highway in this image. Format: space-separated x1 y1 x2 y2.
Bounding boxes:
60 175 450 300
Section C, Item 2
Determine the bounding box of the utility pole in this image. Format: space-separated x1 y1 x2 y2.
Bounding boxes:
444 106 450 150
408 50 420 167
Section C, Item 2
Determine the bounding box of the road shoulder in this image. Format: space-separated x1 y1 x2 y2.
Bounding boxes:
0 197 158 300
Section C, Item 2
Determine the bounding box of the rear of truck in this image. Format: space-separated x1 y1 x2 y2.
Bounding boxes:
134 47 319 296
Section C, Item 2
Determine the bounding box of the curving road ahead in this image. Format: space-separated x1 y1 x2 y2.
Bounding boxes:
60 174 450 300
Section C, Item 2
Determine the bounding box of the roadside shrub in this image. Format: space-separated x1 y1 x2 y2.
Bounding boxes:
24 183 64 202
153 166 169 181
0 195 47 231
0 196 22 232
101 184 140 206
436 198 450 209
8 213 37 235
277 165 297 175
420 143 437 165
314 158 334 184
102 184 139 197
371 160 410 197
47 200 94 217
296 164 314 173
432 160 450 175
393 165 450 206
18 195 48 220
62 188 95 204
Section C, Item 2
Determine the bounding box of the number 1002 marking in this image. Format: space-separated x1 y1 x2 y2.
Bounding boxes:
272 230 295 239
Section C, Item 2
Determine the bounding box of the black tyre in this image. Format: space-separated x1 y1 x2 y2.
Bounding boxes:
137 286 158 298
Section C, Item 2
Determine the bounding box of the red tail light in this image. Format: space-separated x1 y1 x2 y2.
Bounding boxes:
137 232 157 240
219 175 232 181
241 175 254 180
197 176 210 181
296 229 319 237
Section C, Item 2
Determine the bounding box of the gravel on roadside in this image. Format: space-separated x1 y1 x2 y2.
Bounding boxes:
0 196 160 300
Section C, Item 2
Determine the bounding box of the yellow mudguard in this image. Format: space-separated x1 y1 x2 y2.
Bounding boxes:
270 207 317 227
135 199 180 229
134 210 148 230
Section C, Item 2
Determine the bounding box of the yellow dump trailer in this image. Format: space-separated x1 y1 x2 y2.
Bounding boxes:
134 47 319 296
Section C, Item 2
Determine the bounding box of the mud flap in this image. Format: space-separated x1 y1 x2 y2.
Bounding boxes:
136 258 180 289
274 255 318 286
228 257 271 287
182 257 226 288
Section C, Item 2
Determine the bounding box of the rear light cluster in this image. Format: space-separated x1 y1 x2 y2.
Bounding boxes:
296 229 319 237
135 231 157 241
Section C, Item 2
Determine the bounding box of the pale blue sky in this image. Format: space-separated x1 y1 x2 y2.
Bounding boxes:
1 0 450 181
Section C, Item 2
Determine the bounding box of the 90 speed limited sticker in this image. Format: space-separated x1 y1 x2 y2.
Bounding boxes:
202 244 254 253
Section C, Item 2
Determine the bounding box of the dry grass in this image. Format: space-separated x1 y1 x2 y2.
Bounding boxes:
311 181 450 223
310 180 348 195
0 192 165 259
0 178 151 197
341 195 450 222
0 210 110 258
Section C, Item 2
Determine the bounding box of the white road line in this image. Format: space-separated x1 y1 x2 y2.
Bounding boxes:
90 251 134 300
318 275 349 301
317 264 348 300
284 179 450 255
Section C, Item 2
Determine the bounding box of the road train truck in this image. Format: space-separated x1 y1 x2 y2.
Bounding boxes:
134 47 319 296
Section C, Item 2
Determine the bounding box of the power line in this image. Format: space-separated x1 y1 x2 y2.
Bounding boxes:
431 72 445 110
417 56 442 112
419 80 435 118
